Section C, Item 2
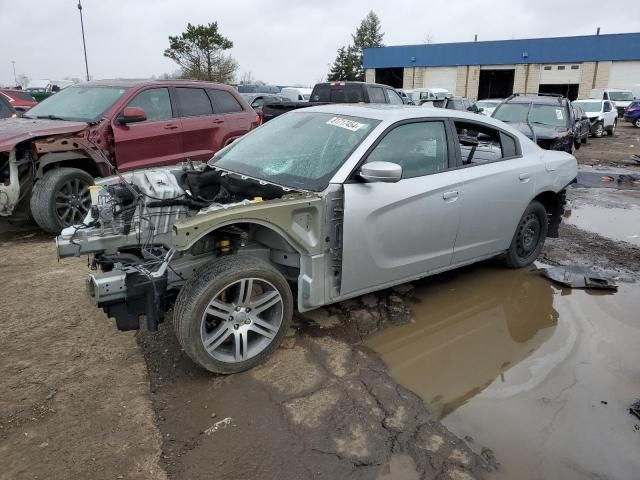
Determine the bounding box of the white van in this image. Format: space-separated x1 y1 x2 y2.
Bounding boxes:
403 88 450 105
589 88 634 117
280 87 312 102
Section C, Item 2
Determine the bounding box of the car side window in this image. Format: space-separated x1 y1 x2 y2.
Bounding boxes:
208 89 244 113
454 121 518 165
386 89 404 105
127 88 172 122
368 87 386 104
176 88 213 117
365 121 449 179
604 102 612 112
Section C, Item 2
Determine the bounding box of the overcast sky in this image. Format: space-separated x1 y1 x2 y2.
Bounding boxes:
1 0 639 87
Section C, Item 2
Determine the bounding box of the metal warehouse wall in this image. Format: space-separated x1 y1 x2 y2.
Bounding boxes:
364 33 640 69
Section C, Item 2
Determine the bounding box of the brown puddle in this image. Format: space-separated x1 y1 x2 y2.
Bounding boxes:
367 264 640 480
565 204 640 246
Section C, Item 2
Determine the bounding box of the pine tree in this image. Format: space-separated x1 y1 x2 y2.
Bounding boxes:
327 12 385 82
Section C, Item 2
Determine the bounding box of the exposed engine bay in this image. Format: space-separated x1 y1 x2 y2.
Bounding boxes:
56 161 311 332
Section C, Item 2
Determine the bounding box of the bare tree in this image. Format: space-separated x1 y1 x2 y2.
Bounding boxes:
423 33 436 44
15 74 29 88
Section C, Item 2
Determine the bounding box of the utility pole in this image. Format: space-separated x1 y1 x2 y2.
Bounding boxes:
77 0 90 81
11 60 17 86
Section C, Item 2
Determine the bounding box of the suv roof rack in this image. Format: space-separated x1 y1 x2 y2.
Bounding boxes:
504 93 566 103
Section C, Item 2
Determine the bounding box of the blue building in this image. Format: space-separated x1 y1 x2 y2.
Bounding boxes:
363 33 640 100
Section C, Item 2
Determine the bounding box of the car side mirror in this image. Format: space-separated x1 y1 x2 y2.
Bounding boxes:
359 161 402 183
118 107 147 125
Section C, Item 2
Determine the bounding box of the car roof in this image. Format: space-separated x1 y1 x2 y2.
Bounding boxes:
299 104 510 126
504 95 567 105
73 79 236 89
573 99 602 102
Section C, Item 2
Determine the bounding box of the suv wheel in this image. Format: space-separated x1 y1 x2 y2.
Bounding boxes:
30 167 93 234
607 120 617 136
504 200 548 268
593 122 604 138
173 255 293 374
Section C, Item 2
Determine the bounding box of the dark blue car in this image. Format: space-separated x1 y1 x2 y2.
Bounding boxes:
623 100 640 128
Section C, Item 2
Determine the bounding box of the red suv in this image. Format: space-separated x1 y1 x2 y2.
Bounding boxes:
0 80 259 232
0 89 38 112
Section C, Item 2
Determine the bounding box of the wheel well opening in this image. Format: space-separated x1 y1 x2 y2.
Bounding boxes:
189 222 302 282
534 190 565 238
40 155 100 178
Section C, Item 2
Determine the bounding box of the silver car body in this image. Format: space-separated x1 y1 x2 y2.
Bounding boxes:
57 105 577 318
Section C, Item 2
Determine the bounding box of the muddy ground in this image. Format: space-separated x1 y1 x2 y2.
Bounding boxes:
0 125 638 480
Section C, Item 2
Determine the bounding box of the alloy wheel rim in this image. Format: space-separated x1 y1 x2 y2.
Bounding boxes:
200 278 283 363
55 178 91 227
596 124 603 136
516 213 541 258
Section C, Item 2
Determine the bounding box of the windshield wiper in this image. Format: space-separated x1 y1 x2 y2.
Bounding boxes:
35 115 66 121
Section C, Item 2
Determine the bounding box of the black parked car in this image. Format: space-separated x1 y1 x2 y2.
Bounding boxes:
0 94 17 119
571 102 590 148
492 94 577 153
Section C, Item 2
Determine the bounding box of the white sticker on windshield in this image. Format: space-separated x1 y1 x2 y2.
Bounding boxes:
326 117 364 131
556 109 564 120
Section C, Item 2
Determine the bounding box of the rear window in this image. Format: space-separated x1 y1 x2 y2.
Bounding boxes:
8 91 36 102
311 85 365 103
208 89 244 113
176 88 213 117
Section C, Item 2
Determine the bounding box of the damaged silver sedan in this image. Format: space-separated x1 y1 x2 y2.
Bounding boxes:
57 105 577 373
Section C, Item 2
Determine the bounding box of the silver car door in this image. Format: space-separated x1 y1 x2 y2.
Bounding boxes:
451 119 536 264
341 120 463 297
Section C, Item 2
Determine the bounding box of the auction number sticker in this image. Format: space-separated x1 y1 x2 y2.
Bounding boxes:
326 117 364 131
555 109 564 120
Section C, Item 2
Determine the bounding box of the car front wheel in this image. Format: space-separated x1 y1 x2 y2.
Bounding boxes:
593 122 604 137
173 255 293 374
504 200 548 268
634 119 640 128
30 167 93 234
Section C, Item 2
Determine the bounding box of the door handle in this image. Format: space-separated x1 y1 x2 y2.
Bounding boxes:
164 124 179 130
519 173 531 182
212 118 225 124
442 191 459 201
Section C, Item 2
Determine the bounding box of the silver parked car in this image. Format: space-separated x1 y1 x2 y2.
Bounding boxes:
57 105 577 373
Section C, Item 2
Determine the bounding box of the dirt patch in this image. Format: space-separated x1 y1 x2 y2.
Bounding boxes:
0 231 165 480
574 124 640 170
138 302 497 479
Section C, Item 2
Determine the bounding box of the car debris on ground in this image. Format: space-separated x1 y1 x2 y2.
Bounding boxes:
538 266 618 290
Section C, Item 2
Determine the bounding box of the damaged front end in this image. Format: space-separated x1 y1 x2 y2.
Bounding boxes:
57 162 319 332
0 150 20 216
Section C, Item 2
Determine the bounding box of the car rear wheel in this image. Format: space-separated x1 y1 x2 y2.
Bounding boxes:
634 119 640 128
173 255 293 374
504 200 548 268
30 167 93 234
593 122 604 137
581 131 588 144
607 120 617 135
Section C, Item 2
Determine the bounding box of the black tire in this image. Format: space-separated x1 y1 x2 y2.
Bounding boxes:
607 120 616 136
581 132 588 144
504 200 548 268
173 255 293 374
634 119 640 128
30 167 93 234
593 122 604 138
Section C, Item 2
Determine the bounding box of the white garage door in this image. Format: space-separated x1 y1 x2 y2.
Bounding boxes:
540 64 581 84
422 67 457 92
609 62 640 89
